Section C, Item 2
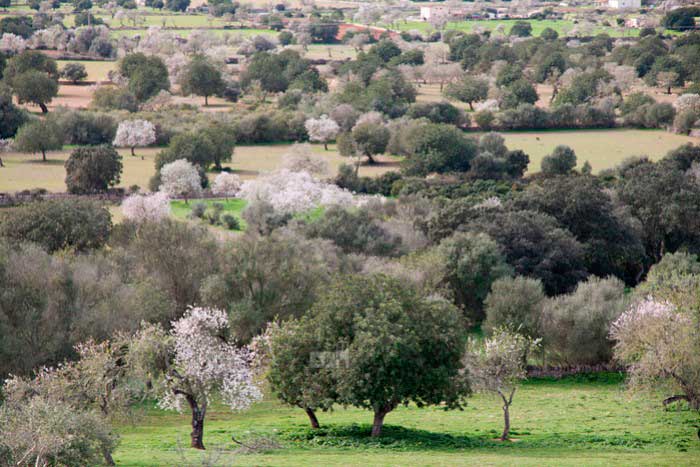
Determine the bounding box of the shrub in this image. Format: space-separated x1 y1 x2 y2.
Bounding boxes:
541 145 576 175
91 86 139 112
0 199 112 253
483 276 546 339
220 213 240 230
60 62 88 84
541 276 627 366
190 202 207 218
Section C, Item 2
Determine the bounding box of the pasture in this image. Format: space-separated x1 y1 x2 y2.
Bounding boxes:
113 374 700 466
0 143 400 193
1 131 697 193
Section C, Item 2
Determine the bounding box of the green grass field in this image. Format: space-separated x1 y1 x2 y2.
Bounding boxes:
109 27 275 39
396 19 635 38
113 374 700 466
1 131 696 193
170 198 247 230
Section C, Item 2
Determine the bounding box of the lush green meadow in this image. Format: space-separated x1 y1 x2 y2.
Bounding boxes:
113 374 700 466
171 198 248 230
396 19 636 37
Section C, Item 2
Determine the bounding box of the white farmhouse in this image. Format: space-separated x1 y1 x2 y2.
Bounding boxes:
608 0 641 9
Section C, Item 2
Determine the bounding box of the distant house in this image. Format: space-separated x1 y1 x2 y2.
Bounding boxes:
608 0 641 9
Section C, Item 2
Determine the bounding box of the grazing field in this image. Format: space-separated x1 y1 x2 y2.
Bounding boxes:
0 144 401 193
1 131 696 193
113 374 700 466
496 129 700 174
56 60 116 82
395 19 635 37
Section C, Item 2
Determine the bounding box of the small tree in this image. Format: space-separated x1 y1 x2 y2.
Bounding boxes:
351 122 389 165
541 145 576 175
179 55 224 106
128 308 262 449
211 172 241 199
113 119 156 158
305 115 339 151
445 75 489 111
159 159 202 203
60 62 88 84
12 70 58 113
484 276 546 340
65 145 123 194
465 330 537 441
13 119 63 161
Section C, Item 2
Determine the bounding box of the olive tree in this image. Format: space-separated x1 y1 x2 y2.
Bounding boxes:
60 62 88 84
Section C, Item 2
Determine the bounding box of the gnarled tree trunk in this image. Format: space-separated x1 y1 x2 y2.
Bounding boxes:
183 393 206 449
498 388 516 441
305 407 320 429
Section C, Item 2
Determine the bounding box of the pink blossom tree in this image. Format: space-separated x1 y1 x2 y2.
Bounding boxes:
113 119 157 159
129 308 262 449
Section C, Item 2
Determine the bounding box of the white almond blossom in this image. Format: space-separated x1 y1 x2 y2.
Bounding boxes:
113 119 156 158
238 169 354 215
121 191 171 223
305 115 339 150
211 172 242 198
0 33 27 53
160 159 201 201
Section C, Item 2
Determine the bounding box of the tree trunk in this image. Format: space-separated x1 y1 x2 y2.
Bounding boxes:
324 142 328 151
305 407 320 429
41 149 46 162
366 152 376 164
371 410 387 437
468 102 474 111
39 102 48 113
131 146 136 157
102 447 116 466
498 389 515 441
0 157 4 167
205 95 209 106
183 393 206 449
371 403 396 437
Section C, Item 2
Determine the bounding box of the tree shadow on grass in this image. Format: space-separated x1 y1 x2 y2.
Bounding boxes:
278 423 656 452
279 424 493 451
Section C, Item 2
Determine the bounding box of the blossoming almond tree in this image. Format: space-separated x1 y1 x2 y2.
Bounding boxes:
129 308 262 450
121 191 171 223
211 172 242 199
611 297 700 411
160 159 201 203
304 115 339 151
113 119 157 159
